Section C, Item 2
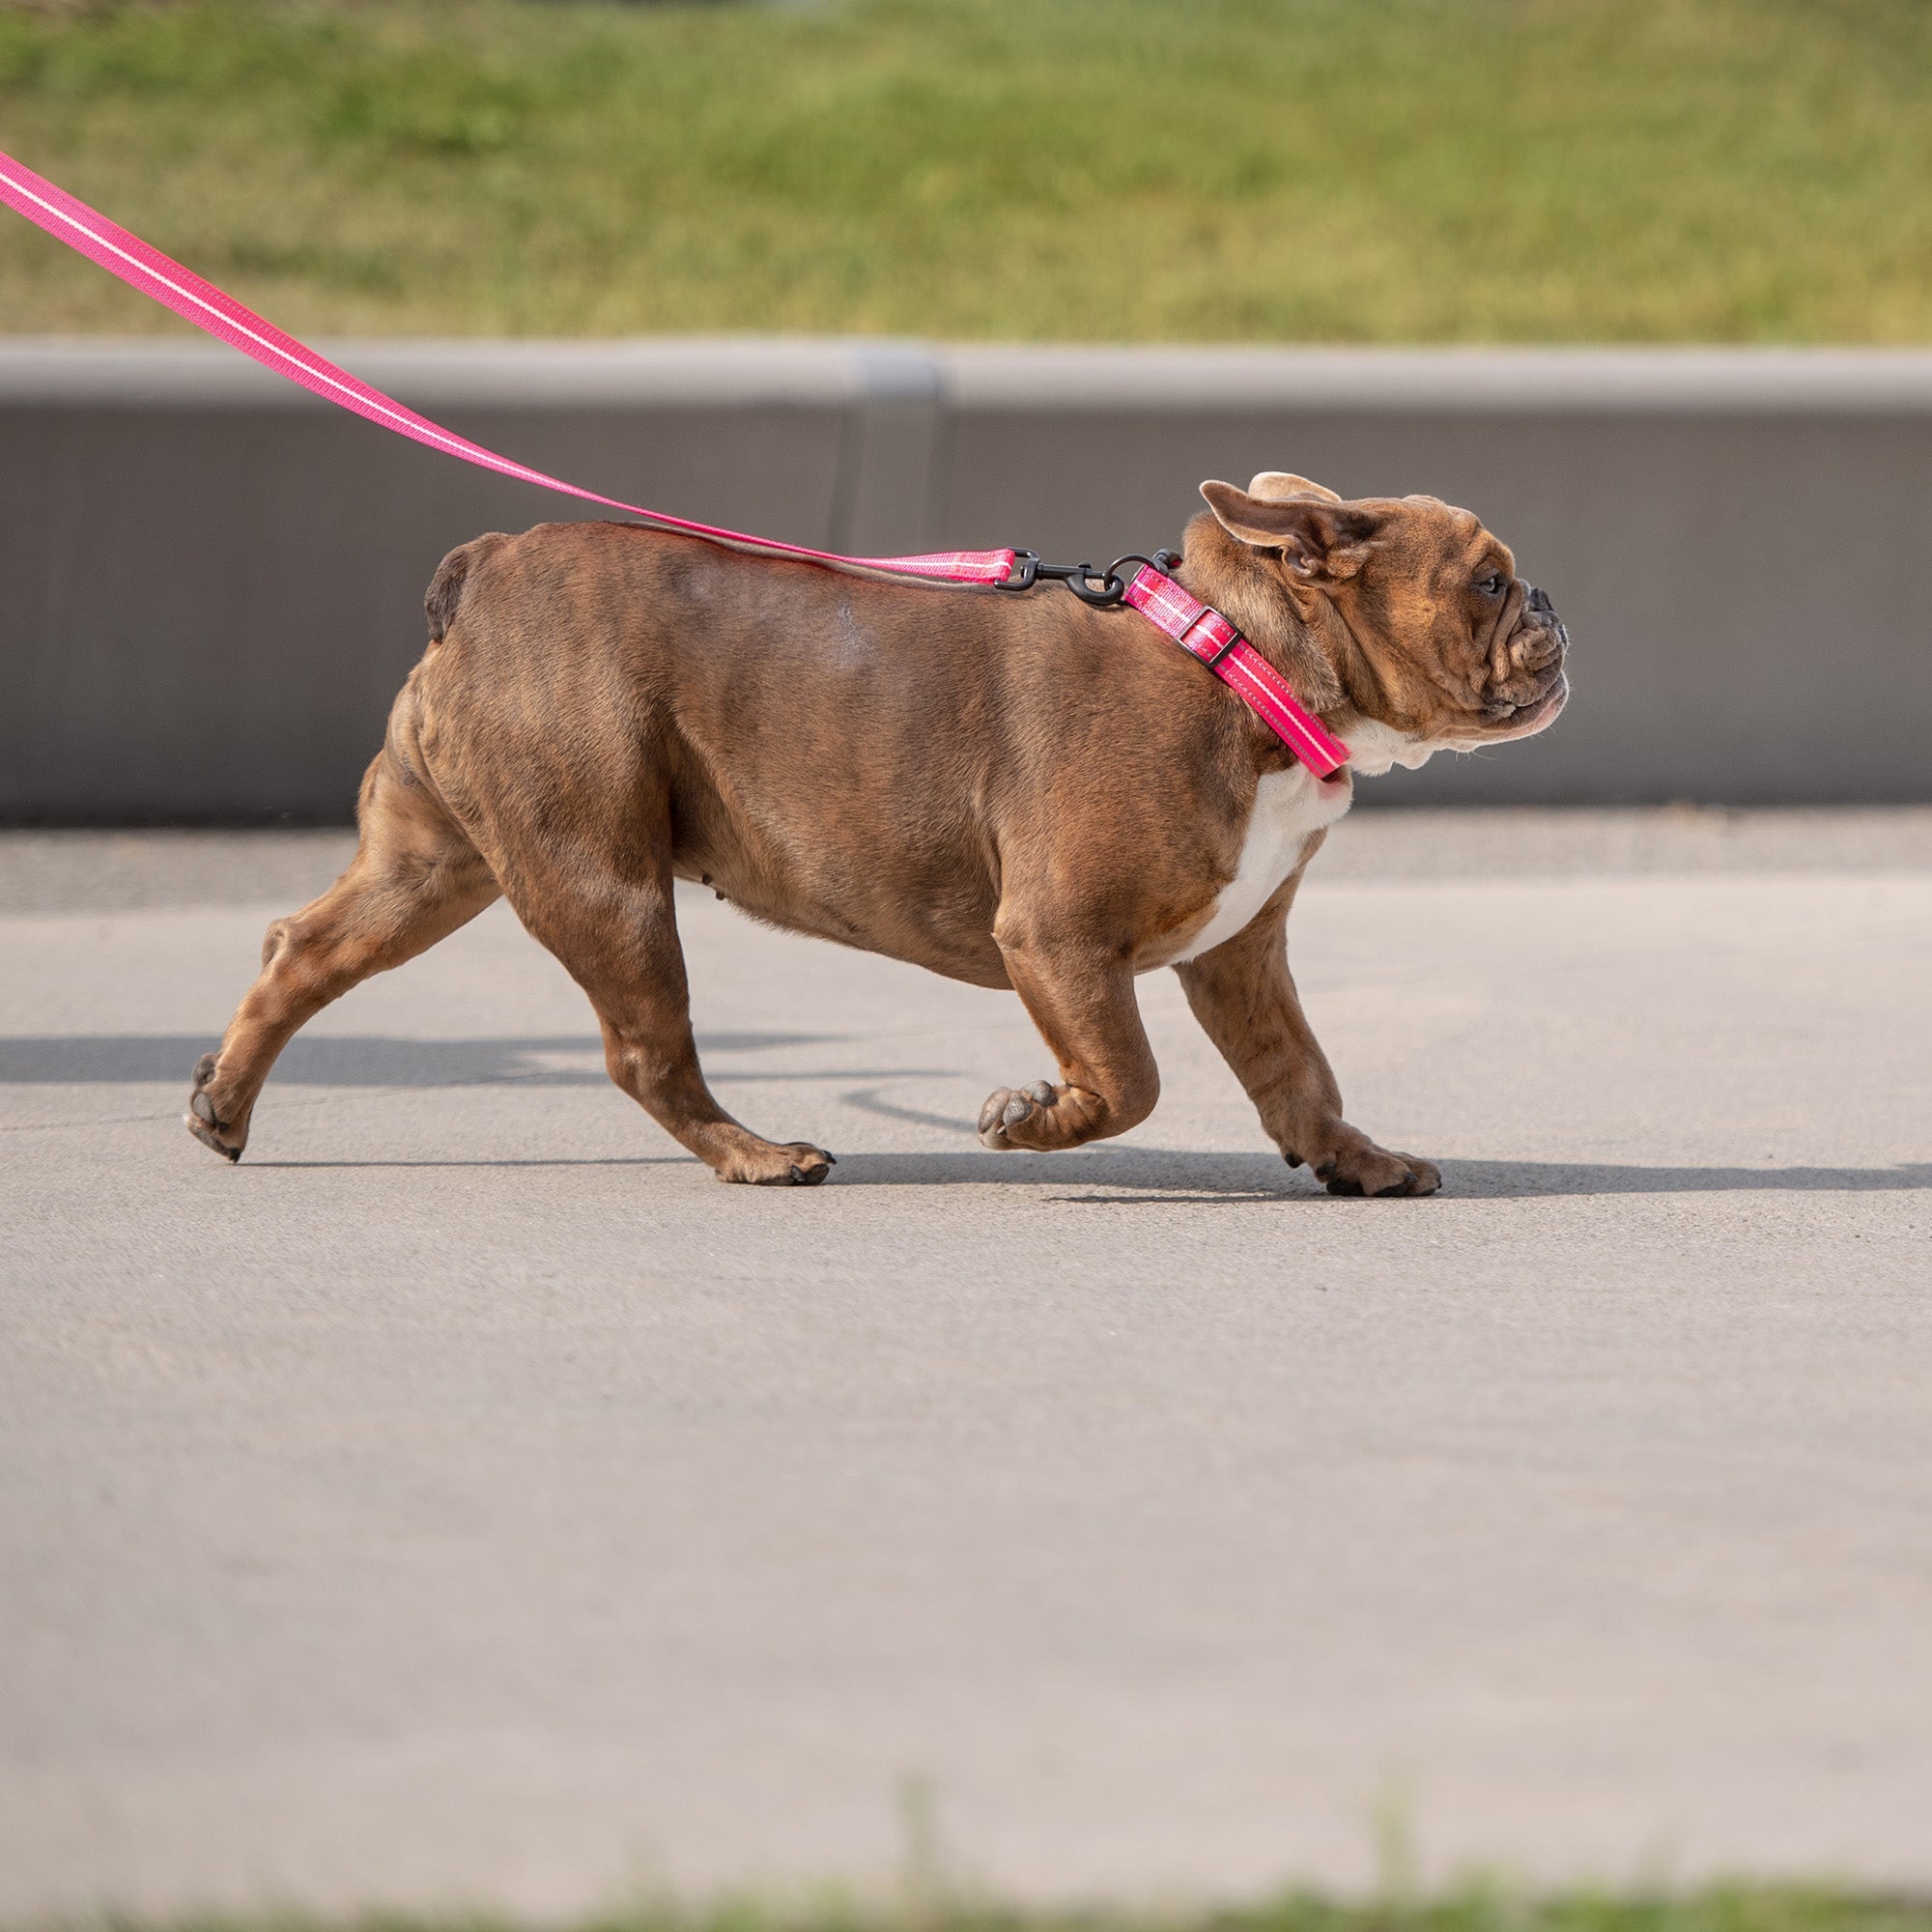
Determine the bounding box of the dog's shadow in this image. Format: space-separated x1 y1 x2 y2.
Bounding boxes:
826 1148 1932 1201
0 1030 838 1087
5 1032 1922 1200
245 1149 1932 1198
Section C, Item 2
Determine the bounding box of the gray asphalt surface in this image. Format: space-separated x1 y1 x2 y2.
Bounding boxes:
3 809 1929 1918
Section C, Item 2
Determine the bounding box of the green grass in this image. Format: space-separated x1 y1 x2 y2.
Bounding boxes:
25 1890 1932 1932
1 0 1930 340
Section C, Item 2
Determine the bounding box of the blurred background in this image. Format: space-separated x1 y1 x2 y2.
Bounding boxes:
3 0 1930 821
6 0 1930 343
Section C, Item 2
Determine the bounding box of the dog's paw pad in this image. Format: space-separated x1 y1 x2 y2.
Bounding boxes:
185 1054 245 1162
979 1082 1060 1150
184 1110 242 1162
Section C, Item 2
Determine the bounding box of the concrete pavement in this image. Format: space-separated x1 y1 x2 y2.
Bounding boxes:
2 810 1928 1918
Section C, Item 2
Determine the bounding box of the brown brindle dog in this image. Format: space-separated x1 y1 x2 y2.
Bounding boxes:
185 471 1568 1195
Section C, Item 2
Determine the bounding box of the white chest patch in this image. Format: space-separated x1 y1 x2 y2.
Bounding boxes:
1166 764 1355 965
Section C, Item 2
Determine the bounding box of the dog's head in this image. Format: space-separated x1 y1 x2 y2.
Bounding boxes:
1188 471 1569 776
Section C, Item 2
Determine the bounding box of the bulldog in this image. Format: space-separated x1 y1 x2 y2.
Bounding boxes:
185 471 1568 1195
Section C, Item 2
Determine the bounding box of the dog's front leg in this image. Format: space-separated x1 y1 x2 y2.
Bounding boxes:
1175 895 1440 1198
979 922 1160 1153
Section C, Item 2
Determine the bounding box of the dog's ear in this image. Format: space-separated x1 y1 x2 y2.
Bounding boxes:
1245 471 1345 505
1200 480 1380 583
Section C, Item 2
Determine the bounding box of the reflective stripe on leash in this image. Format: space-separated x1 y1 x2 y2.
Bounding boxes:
0 147 1349 773
0 147 1014 586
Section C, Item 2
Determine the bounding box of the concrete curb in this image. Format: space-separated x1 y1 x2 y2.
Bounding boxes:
4 339 1929 819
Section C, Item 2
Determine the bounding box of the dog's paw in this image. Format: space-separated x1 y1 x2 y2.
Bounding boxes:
978 1080 1059 1151
719 1139 836 1186
1312 1141 1440 1198
184 1052 245 1163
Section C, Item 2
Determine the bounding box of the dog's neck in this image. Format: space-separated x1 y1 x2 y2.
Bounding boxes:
1171 513 1348 721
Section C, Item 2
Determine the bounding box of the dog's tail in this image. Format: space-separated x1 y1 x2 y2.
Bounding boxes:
424 532 507 643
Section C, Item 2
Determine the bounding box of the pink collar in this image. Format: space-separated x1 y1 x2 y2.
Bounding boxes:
1121 566 1350 778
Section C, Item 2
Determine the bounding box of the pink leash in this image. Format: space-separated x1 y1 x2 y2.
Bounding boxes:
0 149 1011 584
0 146 1349 776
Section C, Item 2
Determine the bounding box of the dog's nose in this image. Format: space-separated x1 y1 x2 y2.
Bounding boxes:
1523 582 1568 649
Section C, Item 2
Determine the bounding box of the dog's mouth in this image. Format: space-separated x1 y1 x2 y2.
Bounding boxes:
1332 656 1567 776
1481 672 1568 739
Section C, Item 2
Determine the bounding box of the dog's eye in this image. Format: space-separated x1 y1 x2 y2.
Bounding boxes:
1476 571 1507 597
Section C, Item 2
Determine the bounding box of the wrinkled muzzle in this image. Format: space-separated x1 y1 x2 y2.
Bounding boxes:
1484 582 1569 736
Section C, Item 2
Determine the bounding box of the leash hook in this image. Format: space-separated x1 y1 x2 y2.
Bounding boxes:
993 548 1183 606
1065 562 1126 606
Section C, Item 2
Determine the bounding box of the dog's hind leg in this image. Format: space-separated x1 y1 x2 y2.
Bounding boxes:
486 818 834 1187
185 752 500 1161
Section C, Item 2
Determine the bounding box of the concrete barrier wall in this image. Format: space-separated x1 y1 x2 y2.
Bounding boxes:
4 338 1929 821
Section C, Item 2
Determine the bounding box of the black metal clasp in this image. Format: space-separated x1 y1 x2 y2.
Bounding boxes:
994 548 1186 605
1003 557 1126 605
1065 562 1126 606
